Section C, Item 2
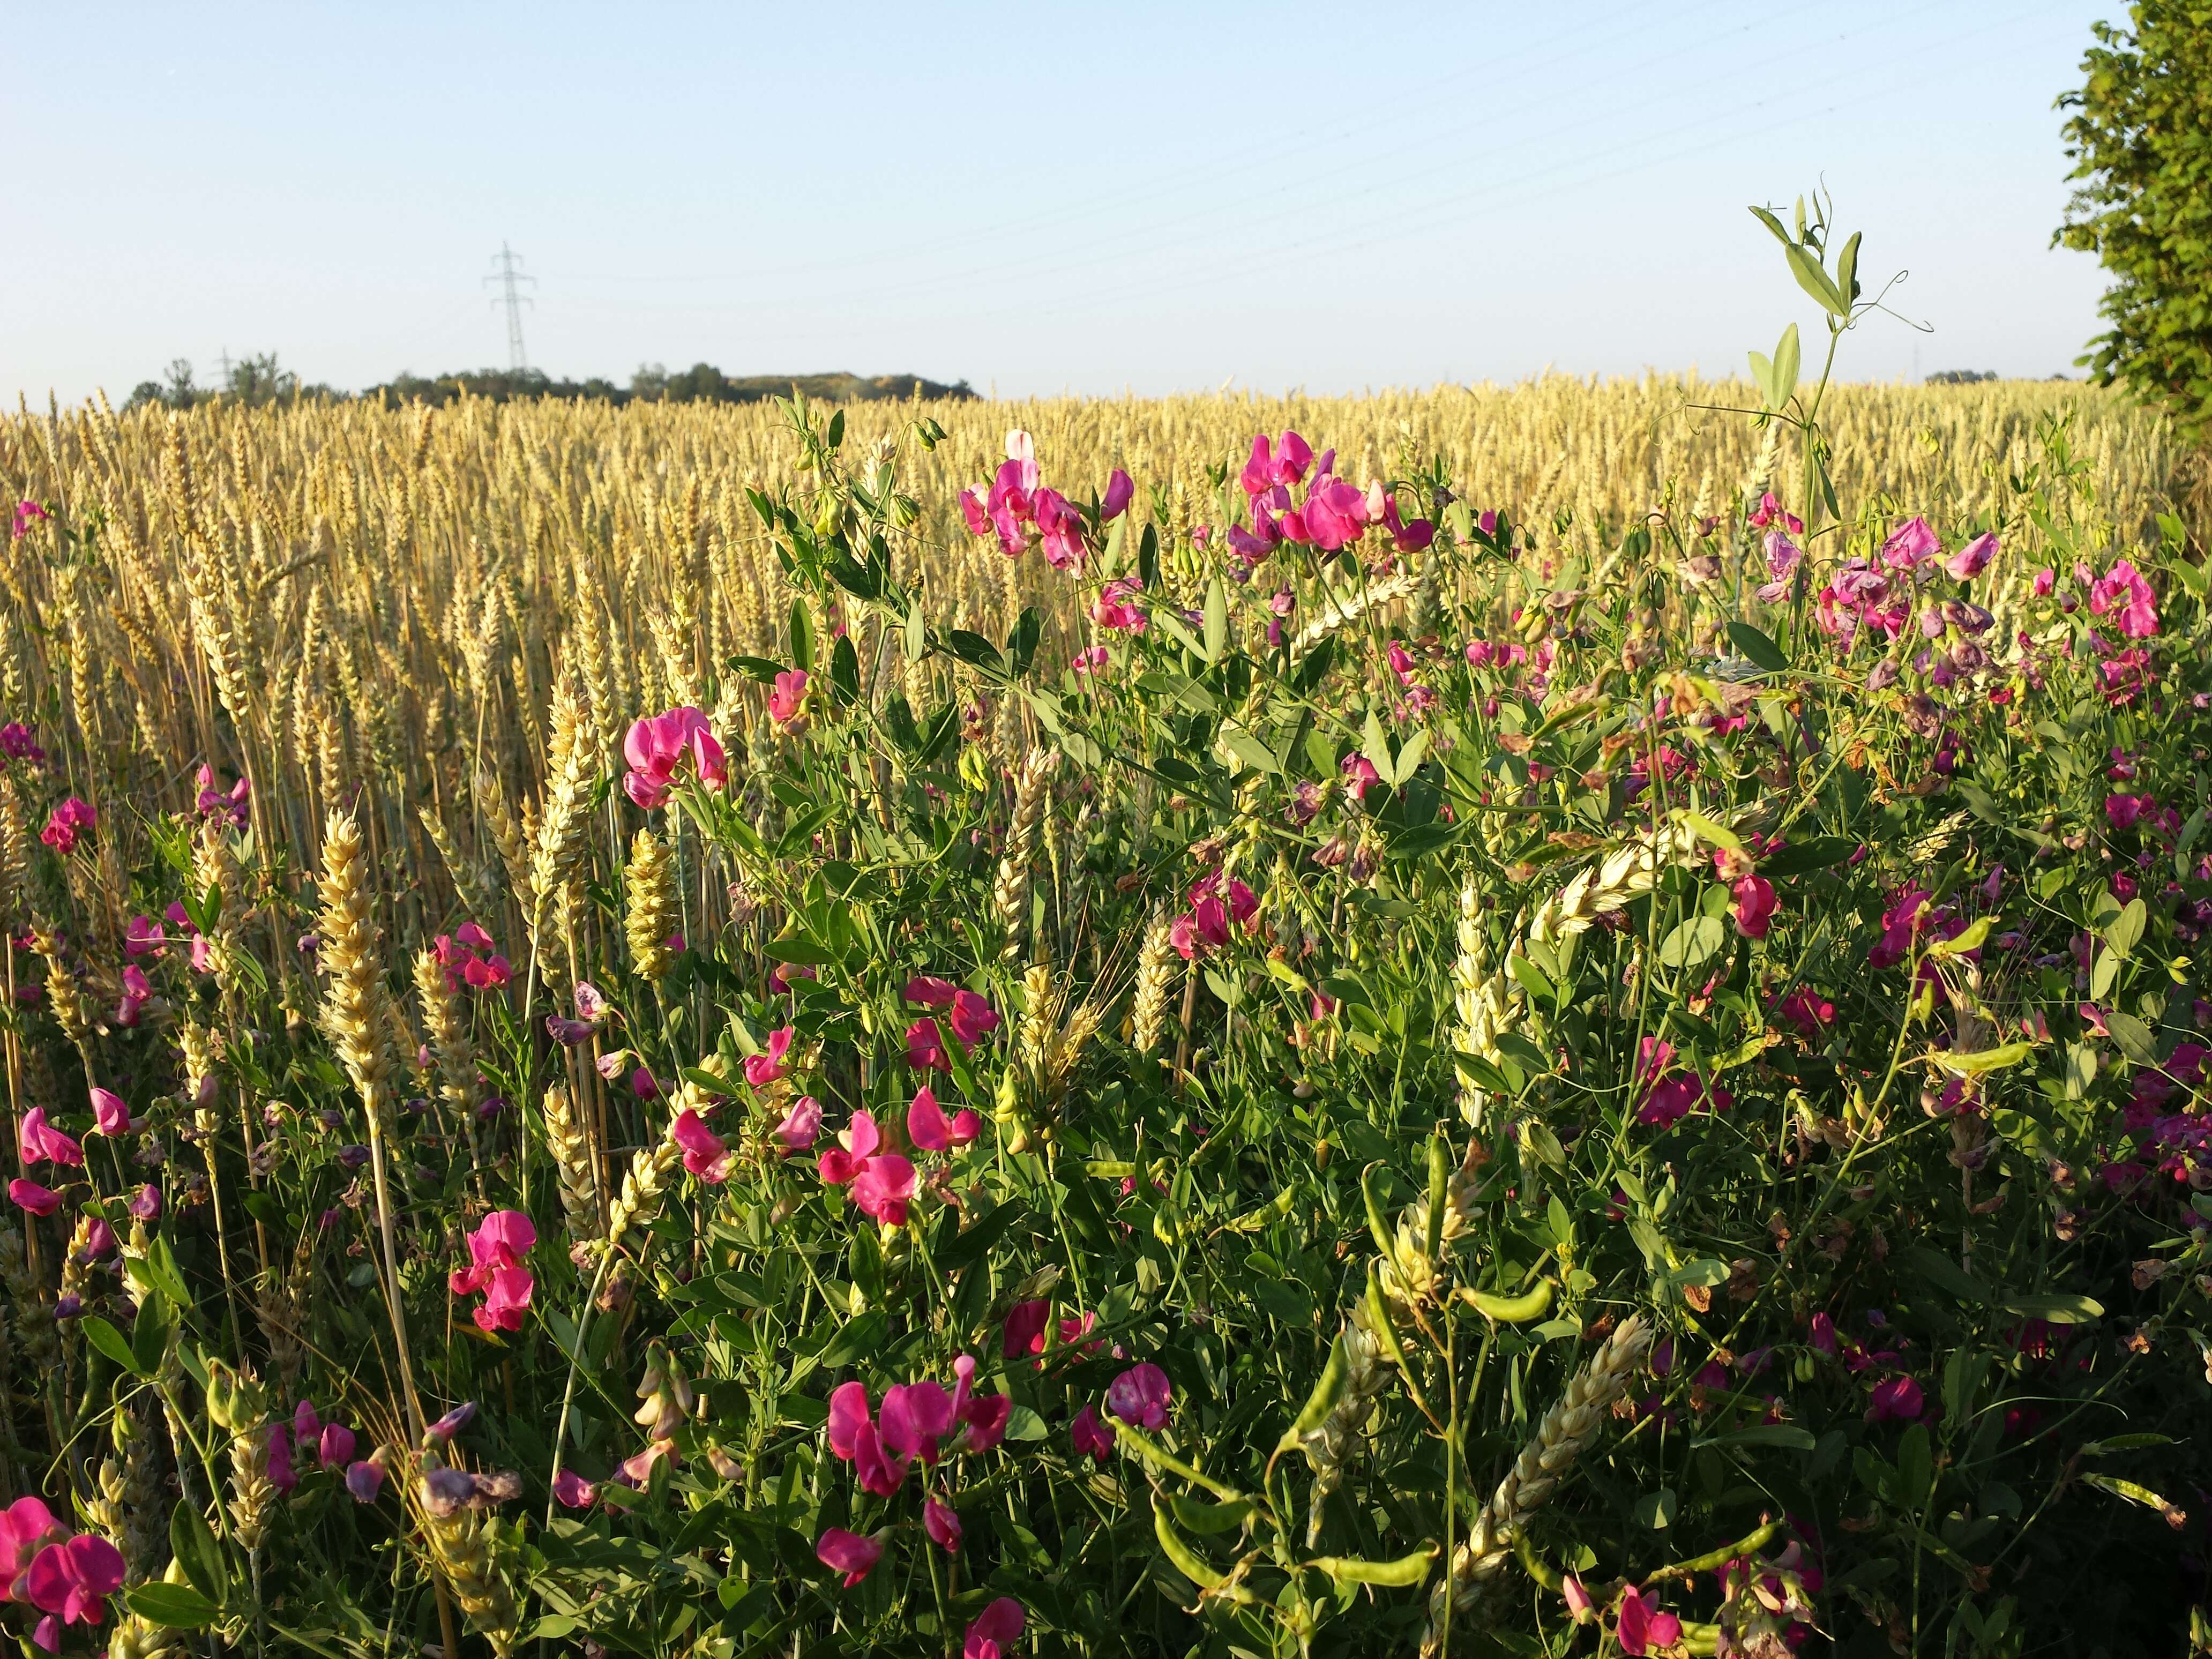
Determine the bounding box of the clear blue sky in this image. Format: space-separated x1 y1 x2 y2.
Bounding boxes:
1 2 2121 403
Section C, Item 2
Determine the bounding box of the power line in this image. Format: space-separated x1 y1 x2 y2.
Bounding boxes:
485 243 536 371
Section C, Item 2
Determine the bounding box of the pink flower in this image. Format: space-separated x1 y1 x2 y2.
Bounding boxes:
113 965 152 1028
1105 1363 1171 1430
964 1596 1026 1659
1868 887 1932 969
1613 1584 1682 1656
671 1109 731 1183
346 1457 388 1503
0 724 41 765
9 1180 59 1217
18 1108 81 1169
1239 431 1313 497
551 1469 597 1509
10 502 49 541
1810 1312 1838 1355
1003 1299 1050 1359
2088 559 2158 639
827 1381 870 1460
745 1026 794 1087
1090 578 1147 633
924 1494 963 1553
1773 986 1836 1037
1071 1404 1114 1462
817 1111 917 1225
1880 517 1939 570
907 1085 979 1152
22 1535 123 1631
622 706 728 810
123 915 165 959
905 1017 951 1072
84 1093 128 1141
1730 875 1778 940
1072 645 1108 674
1945 531 1998 581
1034 488 1087 570
319 1422 356 1468
39 797 94 855
773 1095 823 1155
1867 1374 1924 1422
947 989 1000 1048
267 1424 297 1492
905 974 959 1006
1341 753 1381 802
1101 468 1134 521
128 1185 161 1222
1748 492 1803 534
816 1527 883 1588
450 1211 536 1332
0 1498 64 1587
769 669 810 725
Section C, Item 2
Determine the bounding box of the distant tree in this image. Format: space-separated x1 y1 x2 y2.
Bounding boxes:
1925 370 1999 385
2057 2 2212 440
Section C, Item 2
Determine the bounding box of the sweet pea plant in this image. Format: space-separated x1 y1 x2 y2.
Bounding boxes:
0 205 2206 1659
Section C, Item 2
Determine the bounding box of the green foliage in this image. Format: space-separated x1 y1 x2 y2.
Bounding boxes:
2058 2 2212 439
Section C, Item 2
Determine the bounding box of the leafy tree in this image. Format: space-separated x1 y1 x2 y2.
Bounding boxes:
2056 3 2212 443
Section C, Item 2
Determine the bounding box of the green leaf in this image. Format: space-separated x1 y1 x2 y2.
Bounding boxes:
1003 1405 1048 1441
1204 577 1229 663
1999 1292 2103 1325
171 1498 227 1605
1693 1425 1818 1453
126 1583 220 1630
1678 809 1742 850
1658 915 1725 969
1152 608 1207 662
829 633 860 703
132 1290 172 1378
788 599 814 673
1760 836 1858 879
1218 725 1282 776
1834 230 1862 308
1747 349 1777 410
2105 1010 2156 1063
81 1314 147 1378
1784 246 1844 316
1772 322 1802 403
1904 1245 1992 1306
1726 621 1788 672
2105 896 2147 960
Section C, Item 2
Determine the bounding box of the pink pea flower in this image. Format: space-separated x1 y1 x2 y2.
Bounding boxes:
267 1424 297 1492
745 1026 794 1087
964 1596 1026 1659
1106 1363 1171 1430
551 1469 597 1509
1772 986 1835 1037
449 1210 536 1334
1880 516 1939 570
1867 1374 1924 1422
39 798 94 856
1239 431 1313 497
88 1088 130 1137
1089 578 1147 633
1613 1584 1683 1656
123 915 165 959
1945 531 1998 581
1071 1404 1114 1462
0 1498 64 1584
769 669 810 725
947 989 999 1048
905 974 959 1007
113 966 152 1028
2088 559 2158 639
1101 468 1134 521
1748 492 1802 534
1072 645 1108 674
77 1219 116 1261
1034 488 1087 571
10 501 49 541
1810 1312 1838 1355
345 1456 388 1503
1731 875 1778 940
671 1109 731 1184
1341 753 1381 803
0 724 41 765
772 1095 823 1155
906 1085 978 1153
1868 888 1931 969
817 1111 917 1225
128 1185 161 1222
18 1109 81 1169
622 706 728 810
319 1423 357 1469
924 1494 963 1553
1003 1299 1051 1359
905 1017 951 1073
22 1535 124 1631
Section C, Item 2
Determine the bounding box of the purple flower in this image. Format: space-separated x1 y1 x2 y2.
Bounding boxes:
1105 1363 1172 1431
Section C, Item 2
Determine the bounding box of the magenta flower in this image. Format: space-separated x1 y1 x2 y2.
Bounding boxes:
905 1017 951 1073
905 974 959 1007
964 1596 1026 1659
1868 887 1932 969
1003 1299 1050 1359
1301 475 1373 552
1101 468 1134 521
744 1026 794 1087
816 1527 881 1588
0 1498 63 1585
817 1111 917 1225
773 1094 823 1155
123 915 165 959
1239 431 1313 497
1071 1404 1114 1462
1341 753 1381 802
450 1211 536 1334
1944 531 1998 581
319 1423 357 1469
1880 516 1939 570
18 1109 81 1169
22 1535 124 1630
2089 559 2159 639
1105 1363 1171 1430
1613 1585 1682 1656
345 1457 388 1503
9 501 49 541
622 706 728 810
0 724 41 765
1731 875 1778 940
947 989 999 1048
1810 1312 1838 1355
671 1109 732 1184
267 1425 297 1493
87 1088 130 1138
39 797 94 856
113 965 152 1028
1867 1374 1924 1422
1773 987 1835 1037
1090 578 1147 634
769 669 810 725
906 1085 979 1153
1034 488 1087 571
1748 491 1802 534
128 1184 161 1222
924 1493 963 1553
551 1468 597 1509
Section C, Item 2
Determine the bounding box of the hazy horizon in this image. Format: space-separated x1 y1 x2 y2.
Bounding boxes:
3 2 2122 406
